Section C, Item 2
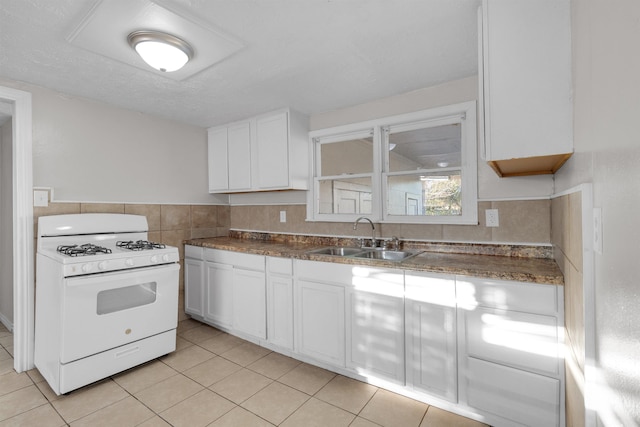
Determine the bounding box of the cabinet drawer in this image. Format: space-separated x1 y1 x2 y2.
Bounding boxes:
204 248 226 263
232 252 265 271
465 357 560 427
464 307 560 375
204 249 265 271
268 256 292 276
185 245 203 259
405 272 456 305
295 260 354 285
350 266 403 297
457 276 558 314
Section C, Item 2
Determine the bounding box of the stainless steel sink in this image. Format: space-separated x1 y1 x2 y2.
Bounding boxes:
307 246 421 262
351 249 421 261
307 247 364 256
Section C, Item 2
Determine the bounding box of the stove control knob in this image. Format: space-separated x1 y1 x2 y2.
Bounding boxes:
82 264 92 273
150 255 159 264
98 261 107 271
162 254 170 262
125 258 134 267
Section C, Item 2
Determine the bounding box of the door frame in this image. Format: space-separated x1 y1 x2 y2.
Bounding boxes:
0 85 34 372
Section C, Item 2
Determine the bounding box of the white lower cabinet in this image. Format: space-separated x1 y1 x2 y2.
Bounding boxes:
204 261 233 328
200 249 266 340
184 246 205 317
296 279 345 366
294 260 350 367
346 267 405 385
266 257 294 350
232 267 266 339
457 276 564 427
405 272 457 402
184 249 565 427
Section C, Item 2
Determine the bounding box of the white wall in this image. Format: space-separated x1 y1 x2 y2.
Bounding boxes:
0 77 226 205
0 117 13 328
555 0 640 424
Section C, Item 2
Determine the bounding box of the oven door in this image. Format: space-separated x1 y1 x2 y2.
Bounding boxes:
60 263 179 364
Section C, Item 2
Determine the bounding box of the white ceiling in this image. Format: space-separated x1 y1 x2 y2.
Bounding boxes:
0 0 480 129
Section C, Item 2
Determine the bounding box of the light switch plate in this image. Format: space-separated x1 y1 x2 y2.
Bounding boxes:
279 210 286 223
486 209 499 227
34 189 49 207
593 207 603 254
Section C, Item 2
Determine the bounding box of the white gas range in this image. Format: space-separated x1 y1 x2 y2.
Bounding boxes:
35 213 180 395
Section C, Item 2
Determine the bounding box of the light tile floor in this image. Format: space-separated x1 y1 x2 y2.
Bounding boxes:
0 320 490 426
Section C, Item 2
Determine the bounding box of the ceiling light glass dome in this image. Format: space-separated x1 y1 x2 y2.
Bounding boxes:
127 30 193 72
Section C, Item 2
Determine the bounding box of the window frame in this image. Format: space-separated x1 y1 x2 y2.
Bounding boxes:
307 101 477 225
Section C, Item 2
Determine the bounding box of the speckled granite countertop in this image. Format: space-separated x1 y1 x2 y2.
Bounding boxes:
184 234 563 286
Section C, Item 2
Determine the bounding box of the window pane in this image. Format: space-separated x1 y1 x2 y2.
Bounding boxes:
388 124 461 172
318 177 372 214
320 136 373 176
387 172 461 216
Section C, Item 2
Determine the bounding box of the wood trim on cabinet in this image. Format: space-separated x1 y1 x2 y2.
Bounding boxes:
488 152 573 177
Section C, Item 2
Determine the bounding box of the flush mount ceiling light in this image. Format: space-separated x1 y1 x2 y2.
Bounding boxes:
127 30 194 72
68 0 244 80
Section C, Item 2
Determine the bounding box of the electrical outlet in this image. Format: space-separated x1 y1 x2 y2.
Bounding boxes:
486 209 499 227
594 207 603 254
279 210 286 223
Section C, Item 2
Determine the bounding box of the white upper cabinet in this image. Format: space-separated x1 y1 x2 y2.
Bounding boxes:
208 108 309 193
480 0 573 177
227 122 252 191
207 127 229 192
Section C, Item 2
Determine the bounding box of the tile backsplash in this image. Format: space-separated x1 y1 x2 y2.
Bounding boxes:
230 199 552 245
551 191 585 427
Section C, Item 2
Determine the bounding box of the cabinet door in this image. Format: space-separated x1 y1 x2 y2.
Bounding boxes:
405 273 457 402
346 288 404 384
227 121 252 191
207 127 228 192
295 279 345 366
232 268 266 339
267 274 293 350
481 0 572 163
205 261 233 328
184 258 204 317
256 111 289 189
406 299 457 401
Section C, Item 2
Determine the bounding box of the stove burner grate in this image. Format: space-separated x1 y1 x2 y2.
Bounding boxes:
57 244 112 257
116 240 166 251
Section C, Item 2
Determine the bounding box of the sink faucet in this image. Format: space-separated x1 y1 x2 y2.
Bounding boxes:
353 217 376 247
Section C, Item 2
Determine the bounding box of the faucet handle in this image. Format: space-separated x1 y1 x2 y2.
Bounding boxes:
391 236 400 251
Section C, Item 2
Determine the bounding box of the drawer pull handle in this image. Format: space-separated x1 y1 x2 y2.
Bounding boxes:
115 346 139 358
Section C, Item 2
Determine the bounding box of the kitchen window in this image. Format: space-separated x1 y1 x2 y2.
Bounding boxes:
307 101 477 224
